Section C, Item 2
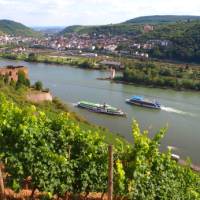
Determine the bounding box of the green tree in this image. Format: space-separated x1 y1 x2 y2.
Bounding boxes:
34 81 43 91
79 61 92 68
16 70 30 88
27 53 37 62
3 73 9 84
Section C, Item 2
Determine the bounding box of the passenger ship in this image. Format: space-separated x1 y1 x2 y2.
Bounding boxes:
76 101 126 116
126 96 161 109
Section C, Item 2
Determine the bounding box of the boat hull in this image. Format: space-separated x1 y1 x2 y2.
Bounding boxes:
126 99 161 110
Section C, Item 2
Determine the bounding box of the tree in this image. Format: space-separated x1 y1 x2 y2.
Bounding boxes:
3 73 9 84
79 61 92 68
34 81 43 91
27 53 37 62
16 70 30 88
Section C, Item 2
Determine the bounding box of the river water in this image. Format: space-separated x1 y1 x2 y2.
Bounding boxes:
1 59 200 164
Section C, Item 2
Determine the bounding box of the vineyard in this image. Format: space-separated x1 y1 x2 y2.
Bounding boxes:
0 93 200 200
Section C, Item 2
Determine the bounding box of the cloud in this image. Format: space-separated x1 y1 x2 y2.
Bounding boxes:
0 0 200 26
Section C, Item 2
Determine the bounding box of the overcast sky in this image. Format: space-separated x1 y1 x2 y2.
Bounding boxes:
0 0 200 27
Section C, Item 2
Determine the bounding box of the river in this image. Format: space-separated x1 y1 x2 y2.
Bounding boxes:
1 59 200 164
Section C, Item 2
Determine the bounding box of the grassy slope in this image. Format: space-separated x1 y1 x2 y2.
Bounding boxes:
0 19 41 37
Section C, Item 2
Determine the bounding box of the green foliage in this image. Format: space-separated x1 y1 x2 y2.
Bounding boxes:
59 24 142 37
3 73 9 84
124 15 200 24
60 15 200 37
0 95 108 197
34 81 43 91
16 70 30 89
141 21 200 62
117 121 200 200
117 61 200 91
114 159 125 196
0 93 200 199
1 52 99 70
0 53 18 60
27 53 38 62
78 61 92 68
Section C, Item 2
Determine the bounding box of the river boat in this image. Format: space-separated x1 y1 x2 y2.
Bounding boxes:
126 96 161 109
76 101 126 116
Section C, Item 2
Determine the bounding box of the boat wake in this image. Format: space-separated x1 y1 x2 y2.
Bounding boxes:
161 106 196 117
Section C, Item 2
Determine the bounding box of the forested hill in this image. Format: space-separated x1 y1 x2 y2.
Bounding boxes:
0 19 41 37
140 21 200 62
59 24 142 36
59 15 200 36
124 15 200 24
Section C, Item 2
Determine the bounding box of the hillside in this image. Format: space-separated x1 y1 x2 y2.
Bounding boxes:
59 24 142 36
59 15 200 36
124 15 200 24
0 19 41 37
139 21 200 62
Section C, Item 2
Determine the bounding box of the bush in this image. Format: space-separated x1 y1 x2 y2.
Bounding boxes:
42 88 50 93
159 68 173 76
16 70 30 88
34 81 43 91
79 61 92 68
27 53 37 62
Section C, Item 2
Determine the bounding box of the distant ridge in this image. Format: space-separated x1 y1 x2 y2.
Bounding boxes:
59 24 142 36
59 15 200 36
124 15 200 24
0 19 41 37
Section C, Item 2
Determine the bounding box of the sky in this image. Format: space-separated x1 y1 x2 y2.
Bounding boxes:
0 0 200 27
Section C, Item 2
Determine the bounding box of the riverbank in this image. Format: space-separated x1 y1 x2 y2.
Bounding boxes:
1 51 200 93
0 52 103 70
1 51 200 92
113 78 200 92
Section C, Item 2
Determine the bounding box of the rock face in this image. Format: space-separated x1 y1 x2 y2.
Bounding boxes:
26 91 53 103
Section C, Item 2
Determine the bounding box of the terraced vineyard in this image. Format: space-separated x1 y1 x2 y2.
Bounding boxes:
0 92 200 199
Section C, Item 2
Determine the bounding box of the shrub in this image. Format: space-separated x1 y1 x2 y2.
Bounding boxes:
16 70 30 88
34 81 43 91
